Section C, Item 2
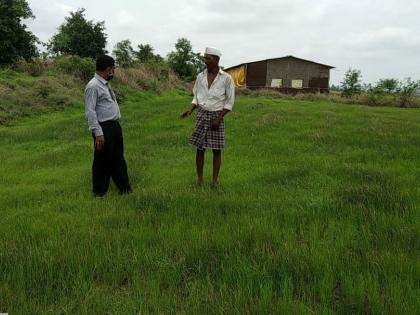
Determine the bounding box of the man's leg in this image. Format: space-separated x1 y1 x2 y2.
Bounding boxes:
212 149 221 186
92 130 111 196
196 149 205 185
110 122 132 194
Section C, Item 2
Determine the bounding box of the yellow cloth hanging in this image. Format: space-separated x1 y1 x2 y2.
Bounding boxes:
226 65 246 87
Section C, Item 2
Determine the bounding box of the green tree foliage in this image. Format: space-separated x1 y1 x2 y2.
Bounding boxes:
397 78 420 107
362 83 373 92
341 68 362 98
112 40 134 67
134 44 164 63
53 55 96 81
376 78 399 93
135 44 159 63
167 38 204 80
48 9 107 58
330 84 342 92
0 0 38 65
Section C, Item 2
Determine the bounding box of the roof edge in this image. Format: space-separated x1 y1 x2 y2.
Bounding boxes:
224 55 335 71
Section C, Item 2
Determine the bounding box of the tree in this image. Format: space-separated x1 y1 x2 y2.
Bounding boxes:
376 78 399 93
362 83 373 92
0 0 38 65
112 40 134 67
190 51 205 75
134 44 155 63
48 9 107 58
397 78 419 107
341 68 362 98
167 38 204 80
330 84 341 92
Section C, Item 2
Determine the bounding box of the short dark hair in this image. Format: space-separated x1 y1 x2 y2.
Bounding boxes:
96 55 115 71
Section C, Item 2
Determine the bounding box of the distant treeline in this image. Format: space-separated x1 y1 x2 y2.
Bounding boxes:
1 1 204 81
2 0 419 107
330 68 419 107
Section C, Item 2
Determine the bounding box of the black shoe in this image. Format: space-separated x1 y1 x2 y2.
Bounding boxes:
94 192 106 198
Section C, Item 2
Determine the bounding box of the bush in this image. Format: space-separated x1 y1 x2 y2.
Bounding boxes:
294 92 329 102
397 78 420 108
53 55 95 81
114 62 181 92
14 58 47 77
365 88 388 106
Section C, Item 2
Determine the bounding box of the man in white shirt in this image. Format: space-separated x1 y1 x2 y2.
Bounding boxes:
181 47 235 187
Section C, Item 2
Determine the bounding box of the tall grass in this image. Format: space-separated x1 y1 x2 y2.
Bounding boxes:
0 69 82 124
0 91 418 314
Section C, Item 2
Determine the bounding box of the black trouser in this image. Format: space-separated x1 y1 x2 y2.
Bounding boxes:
92 120 131 195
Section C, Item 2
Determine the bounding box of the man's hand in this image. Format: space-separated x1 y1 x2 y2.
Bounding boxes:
180 104 197 118
95 135 105 150
211 117 222 130
211 109 229 130
180 109 193 118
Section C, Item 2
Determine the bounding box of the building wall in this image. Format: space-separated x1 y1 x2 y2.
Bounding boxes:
308 63 330 89
246 61 267 87
266 58 330 89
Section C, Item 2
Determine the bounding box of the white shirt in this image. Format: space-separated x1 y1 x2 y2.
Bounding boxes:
192 69 235 111
85 74 121 136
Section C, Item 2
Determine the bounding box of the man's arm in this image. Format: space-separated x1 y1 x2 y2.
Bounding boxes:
211 76 235 129
223 75 235 111
180 103 198 118
85 86 105 150
211 109 230 130
180 77 199 118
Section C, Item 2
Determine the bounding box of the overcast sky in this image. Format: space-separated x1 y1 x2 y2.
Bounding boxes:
25 0 420 85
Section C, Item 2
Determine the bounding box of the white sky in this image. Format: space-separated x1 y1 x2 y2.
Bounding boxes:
25 0 420 85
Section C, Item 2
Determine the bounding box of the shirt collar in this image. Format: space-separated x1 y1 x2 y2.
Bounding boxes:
95 73 108 85
203 68 224 76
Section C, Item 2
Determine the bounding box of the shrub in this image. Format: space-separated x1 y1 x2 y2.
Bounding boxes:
114 62 181 92
365 88 387 106
53 55 95 81
341 68 362 98
397 78 420 108
14 58 47 77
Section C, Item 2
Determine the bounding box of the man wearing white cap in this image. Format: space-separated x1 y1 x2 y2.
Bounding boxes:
180 47 235 187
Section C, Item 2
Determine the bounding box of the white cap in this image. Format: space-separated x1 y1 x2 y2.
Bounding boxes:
205 47 222 57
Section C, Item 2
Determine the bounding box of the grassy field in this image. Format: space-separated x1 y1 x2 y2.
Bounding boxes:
0 90 419 314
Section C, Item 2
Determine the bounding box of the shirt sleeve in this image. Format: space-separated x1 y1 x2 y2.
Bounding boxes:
85 86 103 136
192 76 199 105
223 75 235 111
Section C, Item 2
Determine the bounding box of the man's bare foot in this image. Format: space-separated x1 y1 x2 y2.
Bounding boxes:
211 182 219 189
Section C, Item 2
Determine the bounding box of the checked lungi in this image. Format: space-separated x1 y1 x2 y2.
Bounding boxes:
188 107 225 150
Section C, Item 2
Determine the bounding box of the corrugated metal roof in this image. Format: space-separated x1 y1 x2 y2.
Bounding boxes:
225 55 335 71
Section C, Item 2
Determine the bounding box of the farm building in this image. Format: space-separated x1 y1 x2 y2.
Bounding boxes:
225 55 334 93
